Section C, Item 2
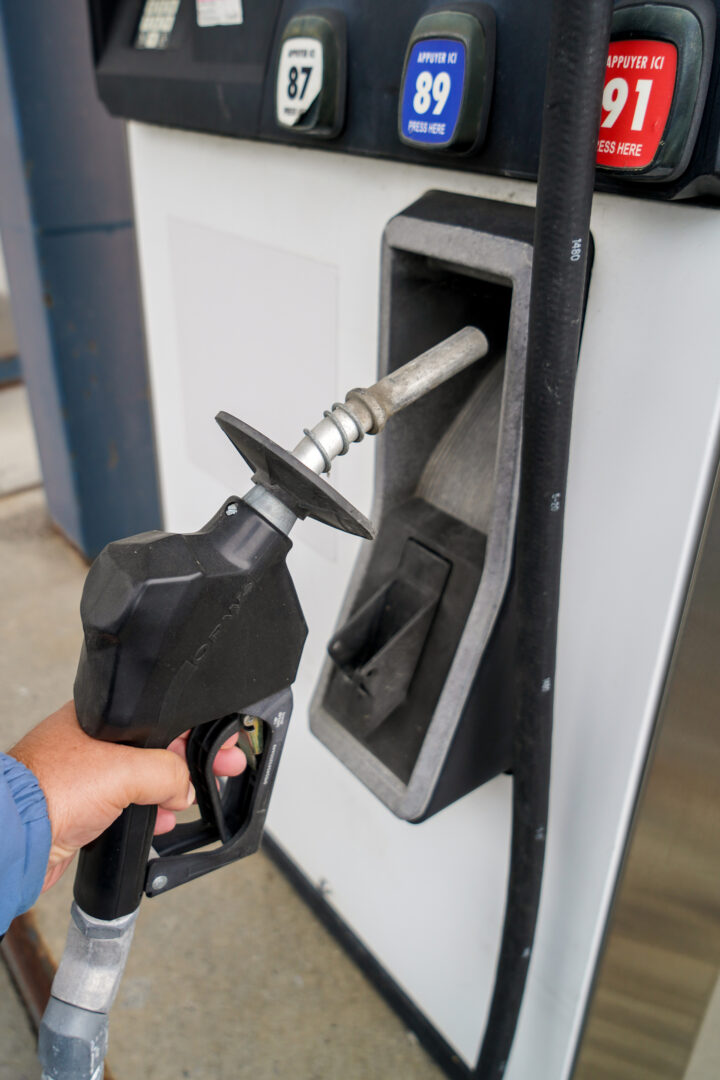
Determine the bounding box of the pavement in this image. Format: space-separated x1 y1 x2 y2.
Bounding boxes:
0 960 37 1080
0 379 444 1079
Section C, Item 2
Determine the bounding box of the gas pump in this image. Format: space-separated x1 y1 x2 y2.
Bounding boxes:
37 0 720 1078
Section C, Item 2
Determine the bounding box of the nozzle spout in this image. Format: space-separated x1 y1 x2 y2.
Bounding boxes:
239 325 489 537
293 326 488 475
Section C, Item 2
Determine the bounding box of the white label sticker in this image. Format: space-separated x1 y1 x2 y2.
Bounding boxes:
276 37 324 127
196 0 243 28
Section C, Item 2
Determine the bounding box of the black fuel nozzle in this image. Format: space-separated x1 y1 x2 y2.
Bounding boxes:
41 325 489 1080
73 497 306 917
72 325 488 921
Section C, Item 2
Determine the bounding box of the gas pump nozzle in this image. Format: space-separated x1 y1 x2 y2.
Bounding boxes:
38 326 487 1080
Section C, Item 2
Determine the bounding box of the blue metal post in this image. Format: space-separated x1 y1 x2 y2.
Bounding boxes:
0 0 162 556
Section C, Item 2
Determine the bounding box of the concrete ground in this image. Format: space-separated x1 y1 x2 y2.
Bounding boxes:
0 381 444 1079
0 960 37 1080
0 384 42 495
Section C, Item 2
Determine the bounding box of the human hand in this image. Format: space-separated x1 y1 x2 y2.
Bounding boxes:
8 702 247 891
156 728 247 835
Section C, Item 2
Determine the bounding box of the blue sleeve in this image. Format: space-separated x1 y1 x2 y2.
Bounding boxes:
0 751 51 934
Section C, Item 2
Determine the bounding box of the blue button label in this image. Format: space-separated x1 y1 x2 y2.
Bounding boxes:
401 38 467 145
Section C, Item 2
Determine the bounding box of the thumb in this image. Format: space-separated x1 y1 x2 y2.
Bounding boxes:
116 746 194 812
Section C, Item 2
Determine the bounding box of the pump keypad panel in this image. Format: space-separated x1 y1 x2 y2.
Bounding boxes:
90 0 720 200
134 0 181 48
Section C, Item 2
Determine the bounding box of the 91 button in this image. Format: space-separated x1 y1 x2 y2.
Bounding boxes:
596 2 716 182
597 40 677 169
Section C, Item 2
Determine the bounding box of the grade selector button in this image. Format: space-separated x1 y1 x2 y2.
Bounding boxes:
597 40 678 168
597 2 716 180
277 37 324 126
402 39 466 145
398 6 495 153
275 11 346 138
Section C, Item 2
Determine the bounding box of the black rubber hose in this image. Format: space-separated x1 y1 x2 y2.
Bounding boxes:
474 1 613 1075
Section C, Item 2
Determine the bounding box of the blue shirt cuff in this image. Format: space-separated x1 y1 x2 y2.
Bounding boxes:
0 751 51 933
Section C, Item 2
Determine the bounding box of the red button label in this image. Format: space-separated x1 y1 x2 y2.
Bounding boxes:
596 40 678 169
